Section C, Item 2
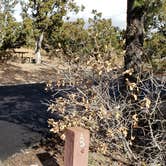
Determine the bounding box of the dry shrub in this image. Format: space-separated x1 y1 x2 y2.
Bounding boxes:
46 58 165 165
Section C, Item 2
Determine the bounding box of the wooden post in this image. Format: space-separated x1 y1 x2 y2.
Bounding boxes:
64 127 90 166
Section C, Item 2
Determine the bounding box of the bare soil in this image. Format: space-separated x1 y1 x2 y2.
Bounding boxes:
0 49 164 166
0 49 67 165
0 60 66 86
1 148 63 166
0 54 119 166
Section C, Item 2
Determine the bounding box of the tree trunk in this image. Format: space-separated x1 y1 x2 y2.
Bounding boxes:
35 32 44 64
125 0 145 82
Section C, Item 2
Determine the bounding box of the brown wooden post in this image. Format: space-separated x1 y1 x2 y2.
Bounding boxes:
64 127 90 166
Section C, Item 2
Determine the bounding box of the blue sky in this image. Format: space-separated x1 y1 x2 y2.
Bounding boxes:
14 0 127 29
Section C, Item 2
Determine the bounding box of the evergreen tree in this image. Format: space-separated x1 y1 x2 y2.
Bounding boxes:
144 0 166 63
0 0 18 49
28 0 79 64
20 0 34 47
144 0 165 33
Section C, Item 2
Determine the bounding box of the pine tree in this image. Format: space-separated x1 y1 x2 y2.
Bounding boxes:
0 0 18 49
28 0 79 64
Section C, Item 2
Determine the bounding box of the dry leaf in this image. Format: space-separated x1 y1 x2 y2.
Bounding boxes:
115 112 121 120
123 69 133 75
144 97 151 109
132 114 138 121
60 133 66 140
107 129 114 137
99 70 103 75
131 136 135 140
132 93 138 100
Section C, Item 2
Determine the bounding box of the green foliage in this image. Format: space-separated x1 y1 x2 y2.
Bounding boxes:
28 0 79 39
0 1 25 50
143 0 166 67
0 0 18 13
144 0 165 32
133 0 145 8
26 0 81 63
0 0 21 50
145 32 166 59
19 0 34 47
144 31 166 72
46 10 123 60
127 0 165 70
46 18 86 51
1 15 22 49
87 11 122 56
21 17 34 47
131 0 165 33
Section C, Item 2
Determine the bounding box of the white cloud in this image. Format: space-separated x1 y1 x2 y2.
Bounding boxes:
13 3 22 22
71 0 127 29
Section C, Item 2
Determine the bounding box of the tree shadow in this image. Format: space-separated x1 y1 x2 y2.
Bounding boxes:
37 152 60 166
0 83 54 132
0 83 55 160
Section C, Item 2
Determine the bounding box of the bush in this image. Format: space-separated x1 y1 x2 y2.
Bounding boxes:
44 12 124 62
46 58 165 165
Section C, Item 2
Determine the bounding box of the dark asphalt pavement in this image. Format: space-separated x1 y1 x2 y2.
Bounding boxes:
0 83 53 160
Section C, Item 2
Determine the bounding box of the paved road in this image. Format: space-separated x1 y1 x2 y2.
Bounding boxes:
0 83 53 160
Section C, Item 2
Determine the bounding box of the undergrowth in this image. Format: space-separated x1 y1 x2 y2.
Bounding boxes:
46 57 165 165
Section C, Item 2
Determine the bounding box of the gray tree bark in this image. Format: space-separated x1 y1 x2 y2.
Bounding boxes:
35 32 44 64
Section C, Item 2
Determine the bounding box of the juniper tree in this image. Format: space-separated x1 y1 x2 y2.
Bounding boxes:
28 0 79 64
0 0 18 49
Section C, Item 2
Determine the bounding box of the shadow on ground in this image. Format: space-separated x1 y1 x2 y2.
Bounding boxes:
37 152 59 166
0 83 54 160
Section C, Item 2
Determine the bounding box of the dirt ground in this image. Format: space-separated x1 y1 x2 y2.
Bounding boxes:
0 49 165 165
1 148 63 166
0 49 66 165
0 54 119 166
0 82 63 165
0 57 67 86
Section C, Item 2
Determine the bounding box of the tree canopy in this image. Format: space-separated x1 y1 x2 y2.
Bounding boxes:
0 0 165 66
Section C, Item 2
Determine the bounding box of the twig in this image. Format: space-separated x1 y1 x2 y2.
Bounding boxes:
148 120 161 151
